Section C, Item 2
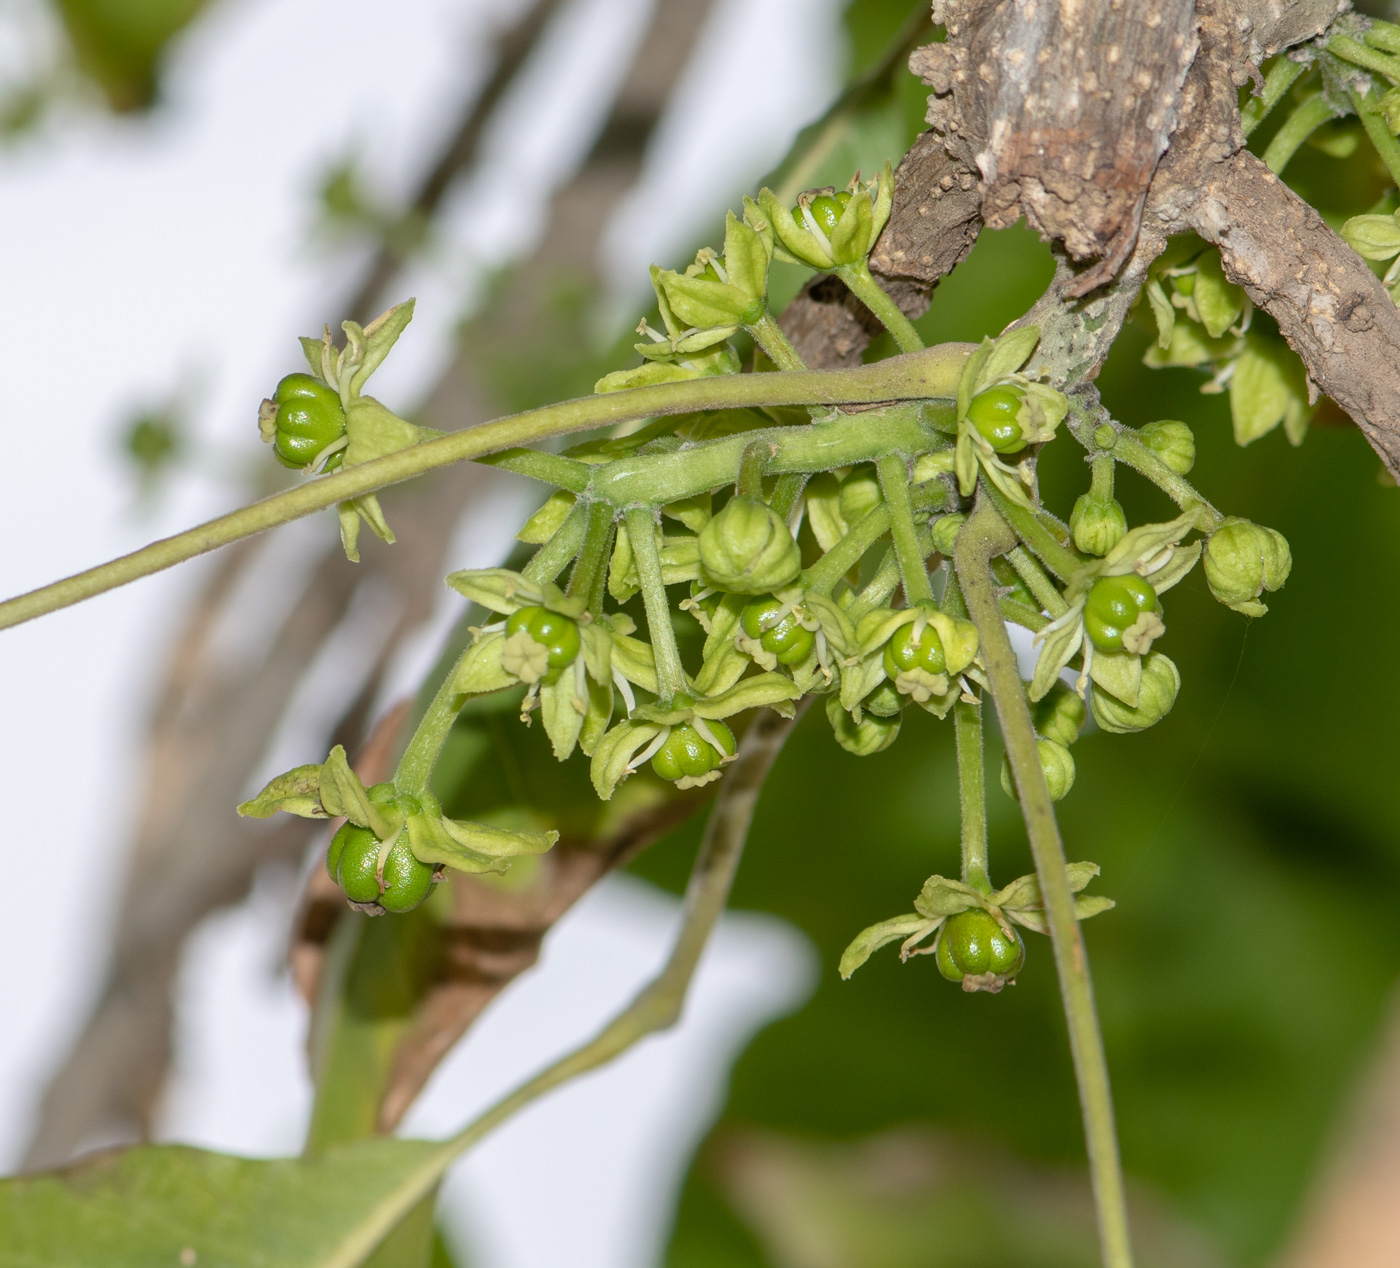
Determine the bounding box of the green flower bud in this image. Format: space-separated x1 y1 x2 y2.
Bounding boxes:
1033 682 1085 748
503 606 581 684
826 694 900 755
838 464 883 525
699 495 801 594
1084 574 1164 655
1092 424 1117 450
936 908 1025 990
1069 493 1127 556
1091 651 1180 733
262 373 346 469
862 680 905 717
1138 419 1195 475
1000 738 1075 803
966 385 1027 454
1202 517 1291 616
929 513 966 556
740 596 815 666
651 720 736 784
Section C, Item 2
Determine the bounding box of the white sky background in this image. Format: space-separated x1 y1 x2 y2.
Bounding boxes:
0 0 842 1262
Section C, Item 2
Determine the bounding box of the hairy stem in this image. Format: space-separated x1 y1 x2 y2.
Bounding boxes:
1261 94 1336 175
846 546 903 620
322 706 802 1268
0 344 971 633
748 310 808 371
623 506 686 700
1349 84 1400 191
836 261 924 353
877 454 932 603
769 472 809 521
953 699 990 894
1330 34 1400 85
1006 544 1068 617
567 501 615 602
983 483 1081 581
736 440 771 500
802 504 891 595
1241 56 1308 137
954 501 1133 1268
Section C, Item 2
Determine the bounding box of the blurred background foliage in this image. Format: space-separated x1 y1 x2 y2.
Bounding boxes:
12 0 1400 1264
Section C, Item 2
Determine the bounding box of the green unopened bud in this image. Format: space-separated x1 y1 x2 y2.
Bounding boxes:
1033 682 1086 748
936 908 1024 992
1138 420 1195 474
699 495 801 594
930 513 966 556
1340 211 1400 261
1091 651 1180 734
1000 738 1075 803
826 695 900 755
838 464 883 524
1382 87 1400 135
1203 517 1291 616
1069 493 1127 556
862 680 905 717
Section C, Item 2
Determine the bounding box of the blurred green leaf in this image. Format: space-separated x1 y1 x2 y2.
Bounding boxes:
51 0 213 111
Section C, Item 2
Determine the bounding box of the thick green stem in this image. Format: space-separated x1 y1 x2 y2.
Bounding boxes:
1089 452 1115 501
1095 431 1221 531
1241 56 1308 137
1261 94 1337 175
394 669 462 797
736 440 771 500
846 546 902 620
0 343 972 633
769 472 809 521
954 502 1133 1268
1007 544 1068 617
953 700 990 894
1349 84 1400 191
1368 19 1400 56
480 448 593 492
1330 34 1400 84
320 706 802 1268
983 483 1082 581
836 261 924 353
747 310 808 371
624 506 686 700
801 504 891 595
567 501 615 602
876 453 932 604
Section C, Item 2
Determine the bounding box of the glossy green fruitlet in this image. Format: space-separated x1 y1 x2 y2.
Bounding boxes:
651 720 736 783
271 373 345 469
795 190 850 237
505 606 581 681
740 597 814 666
331 825 385 905
936 908 1025 988
966 385 1027 454
883 618 946 680
1084 573 1162 653
378 832 436 914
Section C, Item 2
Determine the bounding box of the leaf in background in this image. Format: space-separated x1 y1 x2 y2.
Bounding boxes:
52 0 212 111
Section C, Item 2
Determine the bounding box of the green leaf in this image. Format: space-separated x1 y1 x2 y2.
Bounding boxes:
913 874 984 920
320 746 399 842
237 764 326 819
348 298 416 397
1190 251 1244 338
1229 336 1310 447
838 914 937 979
0 1136 447 1268
1144 277 1175 349
1028 615 1084 703
406 812 556 872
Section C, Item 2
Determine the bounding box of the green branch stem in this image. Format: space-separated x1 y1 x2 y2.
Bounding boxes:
953 700 990 894
836 261 924 353
523 503 588 585
1261 93 1337 175
624 506 687 701
1006 544 1068 617
846 545 903 620
954 500 1133 1268
323 705 802 1268
1349 84 1400 191
802 504 891 595
1241 56 1308 137
983 483 1081 581
748 310 808 371
567 500 616 602
877 454 932 603
0 344 971 634
1330 33 1400 85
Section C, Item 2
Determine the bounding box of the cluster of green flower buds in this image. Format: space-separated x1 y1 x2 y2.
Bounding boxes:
1203 518 1292 616
699 495 801 594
